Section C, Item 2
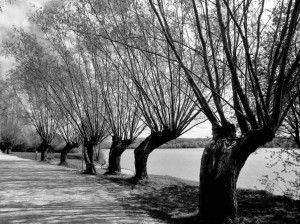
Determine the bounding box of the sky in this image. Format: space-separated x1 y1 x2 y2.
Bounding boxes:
181 121 211 138
138 121 212 138
0 0 49 74
0 0 212 138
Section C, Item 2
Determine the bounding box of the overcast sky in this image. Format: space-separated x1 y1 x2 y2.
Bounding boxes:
0 0 212 138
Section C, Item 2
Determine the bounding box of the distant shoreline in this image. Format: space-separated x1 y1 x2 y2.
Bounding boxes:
7 137 292 154
100 137 293 149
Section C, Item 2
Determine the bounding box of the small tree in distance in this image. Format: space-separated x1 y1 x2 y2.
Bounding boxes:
0 80 26 154
54 108 81 166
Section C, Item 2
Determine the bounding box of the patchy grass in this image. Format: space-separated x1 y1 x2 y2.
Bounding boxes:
103 175 199 223
12 152 82 161
12 152 105 173
236 189 300 224
13 152 39 160
103 175 300 224
14 152 300 224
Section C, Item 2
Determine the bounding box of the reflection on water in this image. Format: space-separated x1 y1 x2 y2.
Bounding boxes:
103 148 298 196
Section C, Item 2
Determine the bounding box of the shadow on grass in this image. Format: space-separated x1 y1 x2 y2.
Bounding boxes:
237 189 300 224
96 174 300 224
96 174 199 223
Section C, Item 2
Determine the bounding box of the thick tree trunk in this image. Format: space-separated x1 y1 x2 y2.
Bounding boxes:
83 140 96 175
40 141 49 161
134 142 150 179
4 141 12 154
60 147 68 166
107 147 124 174
199 144 240 223
134 130 178 180
59 142 78 166
198 125 274 224
106 136 131 175
40 148 48 161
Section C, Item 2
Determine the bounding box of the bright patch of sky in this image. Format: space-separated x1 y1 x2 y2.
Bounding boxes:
139 120 212 138
0 0 49 75
181 121 212 138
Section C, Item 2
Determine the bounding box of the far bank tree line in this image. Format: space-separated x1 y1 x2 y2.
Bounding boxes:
1 1 300 223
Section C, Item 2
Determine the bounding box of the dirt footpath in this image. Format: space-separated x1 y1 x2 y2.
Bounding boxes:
0 154 167 224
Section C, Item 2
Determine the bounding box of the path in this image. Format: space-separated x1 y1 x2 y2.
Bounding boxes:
0 153 167 223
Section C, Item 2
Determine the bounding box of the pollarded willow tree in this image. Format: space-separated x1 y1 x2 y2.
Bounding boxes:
3 32 60 161
75 0 205 180
0 80 26 154
94 51 145 175
146 0 300 223
123 48 203 180
13 77 58 161
49 105 81 166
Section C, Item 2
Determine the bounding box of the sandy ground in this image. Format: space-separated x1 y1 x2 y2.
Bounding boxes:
0 153 168 224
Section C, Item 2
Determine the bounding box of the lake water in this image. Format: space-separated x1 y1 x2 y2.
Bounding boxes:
102 148 298 196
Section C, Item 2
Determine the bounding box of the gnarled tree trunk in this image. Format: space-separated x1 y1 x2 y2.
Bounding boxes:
134 130 178 180
60 146 69 166
83 140 96 174
105 136 131 175
59 142 79 166
198 125 274 224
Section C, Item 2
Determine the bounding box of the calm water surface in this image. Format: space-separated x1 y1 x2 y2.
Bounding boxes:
103 148 297 195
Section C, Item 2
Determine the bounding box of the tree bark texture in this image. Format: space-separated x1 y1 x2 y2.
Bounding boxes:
198 125 274 224
106 136 131 175
40 141 49 161
83 140 96 174
60 147 68 166
134 130 179 180
59 142 79 166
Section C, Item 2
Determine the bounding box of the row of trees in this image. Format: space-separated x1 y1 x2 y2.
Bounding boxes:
0 80 27 153
3 0 202 177
2 0 300 223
